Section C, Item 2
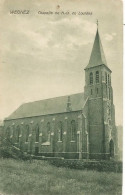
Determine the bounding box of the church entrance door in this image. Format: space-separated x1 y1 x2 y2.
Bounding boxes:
109 139 114 158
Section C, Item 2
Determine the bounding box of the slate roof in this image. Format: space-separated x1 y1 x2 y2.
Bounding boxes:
85 29 108 69
6 92 86 120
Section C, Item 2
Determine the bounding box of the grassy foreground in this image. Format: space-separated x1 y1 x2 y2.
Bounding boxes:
0 159 122 195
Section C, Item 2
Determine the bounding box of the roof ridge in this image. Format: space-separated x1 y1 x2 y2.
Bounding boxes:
5 92 85 120
23 92 84 105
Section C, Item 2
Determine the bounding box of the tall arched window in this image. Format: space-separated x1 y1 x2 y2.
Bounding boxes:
35 125 39 142
16 126 20 143
71 120 76 141
90 72 93 85
26 125 29 142
58 121 63 141
105 72 107 84
47 122 51 142
6 127 10 138
96 71 99 83
108 74 110 85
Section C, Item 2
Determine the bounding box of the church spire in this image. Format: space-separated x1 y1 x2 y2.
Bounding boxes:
85 21 108 69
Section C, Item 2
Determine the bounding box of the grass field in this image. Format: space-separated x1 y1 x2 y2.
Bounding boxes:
0 158 122 195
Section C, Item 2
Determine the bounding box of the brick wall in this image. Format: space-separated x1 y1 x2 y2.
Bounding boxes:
4 110 88 159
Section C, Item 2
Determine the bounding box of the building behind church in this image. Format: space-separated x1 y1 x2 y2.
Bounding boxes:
3 27 118 160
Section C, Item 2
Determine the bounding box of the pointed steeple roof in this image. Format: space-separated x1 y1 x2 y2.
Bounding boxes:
85 28 108 69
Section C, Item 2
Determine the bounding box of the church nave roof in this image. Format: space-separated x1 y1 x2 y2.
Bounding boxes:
6 92 86 120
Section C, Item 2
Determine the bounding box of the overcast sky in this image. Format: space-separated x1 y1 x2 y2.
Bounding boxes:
0 0 123 125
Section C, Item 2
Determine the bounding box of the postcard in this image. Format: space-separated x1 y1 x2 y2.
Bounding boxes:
0 0 123 195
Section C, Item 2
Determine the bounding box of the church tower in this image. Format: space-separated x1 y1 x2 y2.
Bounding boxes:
84 24 118 159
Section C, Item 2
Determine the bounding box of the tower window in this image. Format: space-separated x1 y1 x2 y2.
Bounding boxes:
108 74 110 85
97 88 98 94
105 72 107 84
109 108 111 116
96 71 99 83
108 88 111 100
90 72 93 85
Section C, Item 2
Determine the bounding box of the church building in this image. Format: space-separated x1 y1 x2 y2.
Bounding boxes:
4 26 118 160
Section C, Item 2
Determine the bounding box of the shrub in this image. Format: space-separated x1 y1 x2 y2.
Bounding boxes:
49 159 122 173
0 134 31 160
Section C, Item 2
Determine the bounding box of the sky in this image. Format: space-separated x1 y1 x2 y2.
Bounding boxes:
0 0 123 125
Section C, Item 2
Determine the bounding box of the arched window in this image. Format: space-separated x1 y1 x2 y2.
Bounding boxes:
58 121 63 141
96 71 99 83
90 72 93 85
47 122 51 142
105 72 107 84
71 120 76 141
35 125 39 142
25 125 29 142
16 126 20 143
108 74 110 85
6 127 10 138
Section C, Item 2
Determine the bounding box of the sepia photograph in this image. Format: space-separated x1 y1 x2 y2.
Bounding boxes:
0 0 123 194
